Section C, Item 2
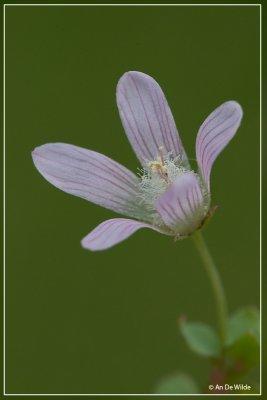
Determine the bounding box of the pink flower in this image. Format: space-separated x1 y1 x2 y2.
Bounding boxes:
32 71 243 251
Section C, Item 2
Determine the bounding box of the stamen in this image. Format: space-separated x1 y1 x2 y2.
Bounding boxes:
158 145 165 164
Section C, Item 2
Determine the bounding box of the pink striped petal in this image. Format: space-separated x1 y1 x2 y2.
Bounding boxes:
116 71 187 166
32 143 143 218
155 173 207 236
196 101 243 191
81 218 160 251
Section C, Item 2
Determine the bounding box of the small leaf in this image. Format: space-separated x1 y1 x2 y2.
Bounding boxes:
226 332 260 376
155 372 199 394
226 307 260 346
179 319 221 357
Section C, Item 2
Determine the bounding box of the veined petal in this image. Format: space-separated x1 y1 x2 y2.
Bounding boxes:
196 101 243 191
81 218 162 251
155 172 207 236
32 143 143 218
116 71 188 166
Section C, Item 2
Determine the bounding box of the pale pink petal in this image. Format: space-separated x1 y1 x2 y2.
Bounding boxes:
155 173 207 236
116 71 188 166
196 101 243 191
32 143 143 218
81 218 161 251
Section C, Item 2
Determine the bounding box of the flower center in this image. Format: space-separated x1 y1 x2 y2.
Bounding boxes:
147 160 169 182
138 153 188 226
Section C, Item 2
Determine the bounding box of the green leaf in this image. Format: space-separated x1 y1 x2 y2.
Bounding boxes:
179 319 221 357
155 372 199 394
226 307 260 346
226 332 260 375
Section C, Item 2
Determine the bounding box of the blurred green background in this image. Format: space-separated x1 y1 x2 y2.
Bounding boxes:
5 5 260 394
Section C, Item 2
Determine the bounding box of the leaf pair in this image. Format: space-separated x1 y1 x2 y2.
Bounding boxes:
155 307 260 394
178 307 260 361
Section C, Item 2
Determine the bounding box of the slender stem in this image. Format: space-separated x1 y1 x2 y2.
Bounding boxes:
192 230 228 345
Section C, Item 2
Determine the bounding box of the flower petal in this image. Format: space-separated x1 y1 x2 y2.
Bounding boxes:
81 218 161 251
155 172 207 236
196 101 243 191
32 143 143 218
116 71 188 166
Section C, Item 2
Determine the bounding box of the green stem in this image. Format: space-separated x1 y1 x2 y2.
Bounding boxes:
192 230 228 345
